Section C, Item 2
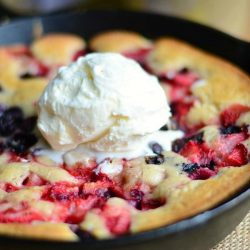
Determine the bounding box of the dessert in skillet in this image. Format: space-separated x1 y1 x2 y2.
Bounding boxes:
0 31 249 241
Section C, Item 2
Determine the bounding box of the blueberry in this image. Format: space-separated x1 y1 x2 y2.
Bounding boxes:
95 188 116 199
7 132 37 153
208 160 215 170
151 143 163 155
201 160 215 171
182 163 199 173
170 103 177 116
145 154 164 165
130 189 144 209
130 189 144 200
0 107 23 136
188 132 204 144
172 138 186 152
20 73 35 79
20 116 37 132
160 124 169 131
172 132 204 153
220 126 241 135
74 228 96 242
179 67 189 74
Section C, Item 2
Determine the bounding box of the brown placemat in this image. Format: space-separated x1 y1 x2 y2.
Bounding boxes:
212 210 250 250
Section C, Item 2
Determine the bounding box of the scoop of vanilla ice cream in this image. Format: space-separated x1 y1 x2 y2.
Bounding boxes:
38 53 171 151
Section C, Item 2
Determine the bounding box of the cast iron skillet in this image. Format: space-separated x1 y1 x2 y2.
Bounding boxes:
0 10 249 250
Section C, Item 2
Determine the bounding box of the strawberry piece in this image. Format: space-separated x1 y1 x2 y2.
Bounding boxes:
123 48 151 63
141 198 166 210
68 165 96 182
0 201 44 223
0 210 44 223
4 183 19 192
22 173 47 187
72 49 86 61
169 86 190 102
180 141 214 166
42 182 79 202
64 196 98 224
224 144 248 167
189 167 216 180
212 132 247 155
103 204 131 235
209 132 248 167
171 101 193 117
35 61 49 76
173 71 199 87
220 104 250 126
8 46 32 57
160 68 199 87
83 180 123 199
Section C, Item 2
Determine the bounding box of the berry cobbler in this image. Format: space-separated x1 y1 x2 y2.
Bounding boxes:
0 30 249 241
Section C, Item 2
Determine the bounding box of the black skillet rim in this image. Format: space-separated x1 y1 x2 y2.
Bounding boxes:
0 9 249 247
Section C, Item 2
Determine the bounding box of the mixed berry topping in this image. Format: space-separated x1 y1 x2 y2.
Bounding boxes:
0 41 249 240
172 125 249 180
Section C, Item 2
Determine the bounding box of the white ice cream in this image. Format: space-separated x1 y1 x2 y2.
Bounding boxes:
38 53 172 152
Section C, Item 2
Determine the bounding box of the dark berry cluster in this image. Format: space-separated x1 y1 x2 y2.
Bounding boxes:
0 106 38 154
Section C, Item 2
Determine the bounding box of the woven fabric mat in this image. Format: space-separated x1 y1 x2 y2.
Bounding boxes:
212 210 250 250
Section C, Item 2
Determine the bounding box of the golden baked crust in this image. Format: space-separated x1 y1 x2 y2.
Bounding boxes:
0 31 249 242
31 33 86 66
89 30 152 53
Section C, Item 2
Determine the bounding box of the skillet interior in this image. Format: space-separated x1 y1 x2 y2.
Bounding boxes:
0 10 249 250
